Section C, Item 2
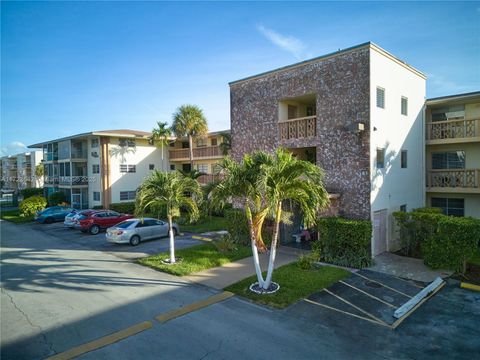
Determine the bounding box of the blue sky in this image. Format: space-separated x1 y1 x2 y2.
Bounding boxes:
1 1 479 156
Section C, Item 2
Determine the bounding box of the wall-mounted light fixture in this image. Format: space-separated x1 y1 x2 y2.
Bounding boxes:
347 122 365 134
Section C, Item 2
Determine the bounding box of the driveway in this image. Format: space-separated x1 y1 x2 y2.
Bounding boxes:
1 220 479 359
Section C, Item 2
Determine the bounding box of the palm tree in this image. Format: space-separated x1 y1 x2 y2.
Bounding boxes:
136 171 202 263
178 169 206 180
260 148 330 290
150 121 172 160
219 132 231 156
171 105 208 169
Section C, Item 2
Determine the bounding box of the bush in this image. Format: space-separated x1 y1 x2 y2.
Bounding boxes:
109 202 136 214
48 191 66 206
225 209 250 245
20 188 43 199
316 217 373 269
422 216 480 273
297 254 315 270
19 196 47 217
214 234 237 253
92 205 103 210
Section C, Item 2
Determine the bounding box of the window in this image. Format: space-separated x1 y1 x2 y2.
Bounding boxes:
211 138 218 146
149 164 155 170
197 164 208 173
431 198 464 217
170 164 176 171
93 192 100 201
169 141 175 147
92 164 100 174
182 141 189 149
401 150 408 168
432 151 465 169
376 148 385 169
400 204 407 212
120 191 136 201
212 163 222 175
431 105 465 122
91 138 99 148
197 138 207 147
401 97 408 116
288 105 298 119
120 164 136 173
118 139 136 148
376 87 385 109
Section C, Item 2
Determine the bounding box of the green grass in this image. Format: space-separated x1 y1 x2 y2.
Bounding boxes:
225 262 350 308
0 209 34 224
180 216 229 233
468 249 480 266
138 243 252 276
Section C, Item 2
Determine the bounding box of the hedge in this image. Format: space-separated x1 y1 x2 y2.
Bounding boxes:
316 217 373 269
225 209 250 246
20 188 43 199
48 191 66 206
19 196 47 217
109 202 136 214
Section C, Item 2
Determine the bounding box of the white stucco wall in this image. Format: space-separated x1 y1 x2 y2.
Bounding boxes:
108 138 170 203
369 48 426 252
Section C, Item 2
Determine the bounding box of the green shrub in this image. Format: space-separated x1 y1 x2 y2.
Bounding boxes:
225 209 250 245
297 254 315 270
19 196 47 217
214 234 237 253
316 217 372 269
48 191 66 206
109 202 136 214
411 207 443 214
422 216 480 273
310 241 322 262
92 205 103 210
20 188 43 199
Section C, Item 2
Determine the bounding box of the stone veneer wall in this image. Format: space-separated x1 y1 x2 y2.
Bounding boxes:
230 47 371 219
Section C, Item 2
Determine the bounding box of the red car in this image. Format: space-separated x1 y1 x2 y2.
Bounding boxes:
74 210 134 235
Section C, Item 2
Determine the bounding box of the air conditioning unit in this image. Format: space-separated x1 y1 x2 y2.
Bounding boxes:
91 151 99 158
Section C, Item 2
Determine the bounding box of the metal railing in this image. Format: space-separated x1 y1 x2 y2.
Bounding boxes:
279 115 317 140
58 176 88 186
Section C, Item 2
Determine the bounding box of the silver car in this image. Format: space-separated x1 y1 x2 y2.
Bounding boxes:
106 218 180 246
64 209 93 228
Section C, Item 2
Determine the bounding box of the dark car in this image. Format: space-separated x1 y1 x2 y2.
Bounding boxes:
74 210 134 235
35 206 76 224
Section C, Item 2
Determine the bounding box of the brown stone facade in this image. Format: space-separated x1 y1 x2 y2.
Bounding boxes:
230 47 371 219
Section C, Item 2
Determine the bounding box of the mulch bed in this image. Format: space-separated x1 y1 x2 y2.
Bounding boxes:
452 264 480 285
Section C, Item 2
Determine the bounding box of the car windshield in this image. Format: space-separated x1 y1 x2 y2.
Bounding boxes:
115 220 137 229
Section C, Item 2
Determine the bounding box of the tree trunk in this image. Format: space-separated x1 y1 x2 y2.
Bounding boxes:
161 143 164 160
263 201 282 290
246 203 264 288
188 135 194 170
168 215 175 263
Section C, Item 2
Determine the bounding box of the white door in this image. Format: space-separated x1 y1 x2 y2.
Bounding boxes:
373 209 387 256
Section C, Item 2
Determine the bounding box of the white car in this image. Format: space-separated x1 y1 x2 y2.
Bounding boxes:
63 209 93 228
106 218 180 246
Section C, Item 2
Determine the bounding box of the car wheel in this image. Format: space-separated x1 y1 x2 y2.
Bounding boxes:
130 235 140 246
44 217 54 224
89 225 100 235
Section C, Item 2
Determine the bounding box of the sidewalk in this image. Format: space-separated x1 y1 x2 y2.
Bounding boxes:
184 246 304 289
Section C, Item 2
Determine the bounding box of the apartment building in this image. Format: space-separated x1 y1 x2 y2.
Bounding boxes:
28 130 170 209
0 151 43 191
425 91 480 218
168 130 230 184
230 42 426 256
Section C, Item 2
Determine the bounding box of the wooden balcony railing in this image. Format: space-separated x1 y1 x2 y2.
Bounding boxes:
427 169 479 189
426 119 480 141
169 146 222 160
197 174 221 185
279 115 317 141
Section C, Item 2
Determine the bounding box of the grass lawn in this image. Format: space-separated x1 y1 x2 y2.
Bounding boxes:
468 248 480 266
0 209 34 224
180 216 228 233
225 262 350 308
138 243 252 276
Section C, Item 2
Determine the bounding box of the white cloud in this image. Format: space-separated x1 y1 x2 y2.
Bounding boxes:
0 141 28 157
257 24 307 59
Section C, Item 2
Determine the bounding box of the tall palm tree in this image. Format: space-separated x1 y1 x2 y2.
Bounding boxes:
219 132 232 156
150 121 172 160
260 148 330 290
171 105 208 169
136 171 202 263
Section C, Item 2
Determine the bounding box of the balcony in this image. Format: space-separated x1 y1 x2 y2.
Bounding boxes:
169 146 222 161
44 176 59 185
197 174 221 185
279 115 317 141
426 119 480 145
426 169 480 193
59 176 88 186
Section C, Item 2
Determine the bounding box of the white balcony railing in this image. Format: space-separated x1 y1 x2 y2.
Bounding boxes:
279 115 317 141
426 119 480 141
427 169 479 189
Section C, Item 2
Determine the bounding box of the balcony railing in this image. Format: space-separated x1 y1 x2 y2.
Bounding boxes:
59 176 88 186
44 176 59 185
427 169 479 189
197 174 221 185
169 146 222 160
426 119 480 141
71 150 88 159
279 115 317 141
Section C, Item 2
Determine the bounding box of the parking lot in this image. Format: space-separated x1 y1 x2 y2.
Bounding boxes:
27 221 204 260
